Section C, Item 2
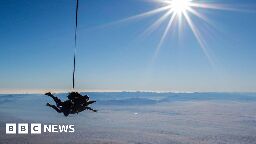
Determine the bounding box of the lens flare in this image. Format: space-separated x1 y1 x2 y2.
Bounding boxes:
170 0 192 14
101 0 241 65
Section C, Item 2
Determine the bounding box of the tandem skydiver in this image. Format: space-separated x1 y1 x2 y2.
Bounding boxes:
45 92 97 116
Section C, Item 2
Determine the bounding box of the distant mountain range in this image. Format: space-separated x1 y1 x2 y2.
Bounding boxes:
1 92 256 106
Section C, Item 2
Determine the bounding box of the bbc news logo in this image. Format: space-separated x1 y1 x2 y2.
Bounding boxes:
6 123 75 134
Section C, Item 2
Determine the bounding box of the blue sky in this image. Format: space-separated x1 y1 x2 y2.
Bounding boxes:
0 0 256 93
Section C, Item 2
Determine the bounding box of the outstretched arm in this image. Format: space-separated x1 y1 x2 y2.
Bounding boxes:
85 106 97 112
87 100 96 105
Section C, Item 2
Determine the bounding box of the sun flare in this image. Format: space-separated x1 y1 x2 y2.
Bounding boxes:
170 0 192 14
110 0 236 65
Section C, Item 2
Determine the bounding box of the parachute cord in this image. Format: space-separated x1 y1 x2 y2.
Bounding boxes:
73 0 79 89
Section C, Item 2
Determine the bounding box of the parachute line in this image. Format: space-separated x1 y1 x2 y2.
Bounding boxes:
73 0 79 89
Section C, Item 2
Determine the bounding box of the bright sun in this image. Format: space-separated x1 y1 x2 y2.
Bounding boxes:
170 0 192 14
112 0 234 64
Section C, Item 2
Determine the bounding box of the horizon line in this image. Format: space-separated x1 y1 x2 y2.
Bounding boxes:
0 89 255 95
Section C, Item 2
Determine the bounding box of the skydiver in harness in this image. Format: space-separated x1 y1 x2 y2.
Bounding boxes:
44 0 97 116
45 92 97 116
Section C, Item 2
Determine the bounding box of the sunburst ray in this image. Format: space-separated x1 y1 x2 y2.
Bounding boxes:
92 0 247 65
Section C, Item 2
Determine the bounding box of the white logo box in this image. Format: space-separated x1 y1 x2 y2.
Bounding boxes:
6 123 41 134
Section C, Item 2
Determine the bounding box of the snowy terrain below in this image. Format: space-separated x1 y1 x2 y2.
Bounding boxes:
0 92 256 144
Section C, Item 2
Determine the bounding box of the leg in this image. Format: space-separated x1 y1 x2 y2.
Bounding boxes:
46 103 62 113
63 110 70 117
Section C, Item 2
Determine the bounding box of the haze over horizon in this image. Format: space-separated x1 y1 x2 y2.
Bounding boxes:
0 89 255 95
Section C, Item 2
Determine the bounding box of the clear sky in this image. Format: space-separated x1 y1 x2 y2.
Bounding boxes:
0 0 256 93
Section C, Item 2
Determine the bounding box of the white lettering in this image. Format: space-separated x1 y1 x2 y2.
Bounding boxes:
59 125 68 132
69 125 75 133
52 125 58 133
43 125 51 132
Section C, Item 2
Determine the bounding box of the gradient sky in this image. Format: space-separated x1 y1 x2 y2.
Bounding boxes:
0 0 256 93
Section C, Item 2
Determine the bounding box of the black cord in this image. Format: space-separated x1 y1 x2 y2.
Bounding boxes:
73 0 79 89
